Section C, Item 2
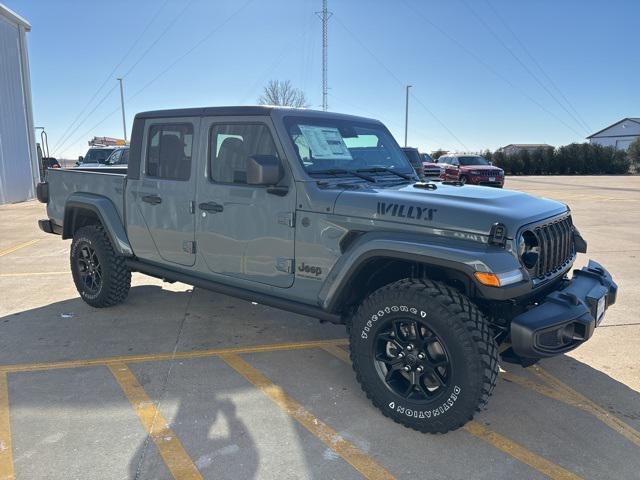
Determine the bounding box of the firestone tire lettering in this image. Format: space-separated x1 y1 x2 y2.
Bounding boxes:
349 278 499 434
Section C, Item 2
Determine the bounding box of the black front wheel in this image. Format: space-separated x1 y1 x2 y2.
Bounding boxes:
70 225 131 307
349 279 498 434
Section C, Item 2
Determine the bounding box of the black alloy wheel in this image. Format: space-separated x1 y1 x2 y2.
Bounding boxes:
374 318 451 402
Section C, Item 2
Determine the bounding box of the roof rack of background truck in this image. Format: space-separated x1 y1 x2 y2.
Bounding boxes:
88 136 128 147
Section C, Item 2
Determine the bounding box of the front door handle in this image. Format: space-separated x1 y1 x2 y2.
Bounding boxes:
199 202 224 213
142 195 162 205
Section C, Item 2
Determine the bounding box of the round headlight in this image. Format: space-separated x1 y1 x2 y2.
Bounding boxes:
519 230 540 269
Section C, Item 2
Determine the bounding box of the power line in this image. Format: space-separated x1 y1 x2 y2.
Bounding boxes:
402 0 585 139
53 84 118 155
51 0 172 154
484 0 592 132
333 15 468 150
461 0 589 135
126 0 256 103
329 92 447 144
58 0 255 157
238 27 310 105
119 0 197 79
57 107 121 157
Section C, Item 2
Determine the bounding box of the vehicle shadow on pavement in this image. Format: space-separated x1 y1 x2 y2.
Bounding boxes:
532 354 640 430
2 286 640 479
129 392 259 480
0 286 347 478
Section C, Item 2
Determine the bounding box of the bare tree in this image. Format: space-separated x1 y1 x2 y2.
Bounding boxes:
258 80 308 108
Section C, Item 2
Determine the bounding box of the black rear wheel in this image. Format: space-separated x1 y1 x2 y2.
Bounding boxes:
70 225 130 307
349 278 498 434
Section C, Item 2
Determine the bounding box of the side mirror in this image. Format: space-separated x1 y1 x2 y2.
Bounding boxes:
246 155 283 186
78 155 83 162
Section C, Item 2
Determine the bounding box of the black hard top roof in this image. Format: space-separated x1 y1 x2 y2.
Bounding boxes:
135 106 380 124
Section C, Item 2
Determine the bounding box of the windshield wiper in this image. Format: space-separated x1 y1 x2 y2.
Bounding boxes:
309 168 377 182
356 167 414 181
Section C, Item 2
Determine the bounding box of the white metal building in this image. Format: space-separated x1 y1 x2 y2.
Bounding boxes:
587 118 640 151
0 3 37 204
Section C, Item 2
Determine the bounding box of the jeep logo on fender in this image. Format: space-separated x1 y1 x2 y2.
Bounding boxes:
297 262 322 276
376 202 437 221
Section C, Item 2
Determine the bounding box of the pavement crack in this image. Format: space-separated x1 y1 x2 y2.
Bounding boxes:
132 287 195 480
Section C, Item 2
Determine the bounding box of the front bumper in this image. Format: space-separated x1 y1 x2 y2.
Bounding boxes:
510 260 617 359
468 177 504 187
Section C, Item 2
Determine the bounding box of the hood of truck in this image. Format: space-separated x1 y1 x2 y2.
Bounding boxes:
333 183 567 237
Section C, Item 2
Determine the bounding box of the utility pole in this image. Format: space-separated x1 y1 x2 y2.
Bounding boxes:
117 78 127 142
404 85 412 147
316 0 332 111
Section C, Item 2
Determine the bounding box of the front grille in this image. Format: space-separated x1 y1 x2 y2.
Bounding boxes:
478 169 502 177
532 215 575 279
423 167 441 176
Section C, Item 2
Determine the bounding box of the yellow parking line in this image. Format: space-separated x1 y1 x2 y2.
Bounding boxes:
0 271 68 278
220 353 396 480
501 372 575 405
0 240 40 258
0 339 349 374
320 344 351 363
322 346 581 480
463 422 582 480
532 366 640 448
0 372 14 480
108 363 202 480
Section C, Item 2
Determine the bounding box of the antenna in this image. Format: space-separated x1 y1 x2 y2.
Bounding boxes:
316 0 332 111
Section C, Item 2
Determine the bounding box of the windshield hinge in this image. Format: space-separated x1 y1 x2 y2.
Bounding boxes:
278 212 295 228
276 257 294 274
183 241 196 254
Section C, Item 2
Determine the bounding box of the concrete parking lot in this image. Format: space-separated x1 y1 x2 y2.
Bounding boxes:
0 175 638 480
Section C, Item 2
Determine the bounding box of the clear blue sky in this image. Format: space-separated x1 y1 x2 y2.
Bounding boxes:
9 0 639 158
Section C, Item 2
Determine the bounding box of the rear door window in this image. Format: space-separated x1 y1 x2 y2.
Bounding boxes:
146 124 193 180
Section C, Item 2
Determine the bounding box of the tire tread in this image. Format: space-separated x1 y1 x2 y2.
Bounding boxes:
349 278 498 434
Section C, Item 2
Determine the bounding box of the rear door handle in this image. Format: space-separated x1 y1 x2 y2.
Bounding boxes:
142 195 162 205
199 202 224 213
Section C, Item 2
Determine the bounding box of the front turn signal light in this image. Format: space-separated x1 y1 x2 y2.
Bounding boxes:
474 272 501 287
475 269 524 288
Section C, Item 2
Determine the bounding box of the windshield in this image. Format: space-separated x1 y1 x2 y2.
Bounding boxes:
83 148 114 164
285 117 413 175
402 149 422 168
458 156 490 166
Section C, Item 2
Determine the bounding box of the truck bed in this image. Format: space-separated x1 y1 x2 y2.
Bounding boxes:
45 168 126 227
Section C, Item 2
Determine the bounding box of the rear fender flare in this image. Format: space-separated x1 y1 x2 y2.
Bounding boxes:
63 192 133 256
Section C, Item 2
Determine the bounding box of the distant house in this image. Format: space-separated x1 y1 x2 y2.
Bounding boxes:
498 144 553 156
587 118 640 151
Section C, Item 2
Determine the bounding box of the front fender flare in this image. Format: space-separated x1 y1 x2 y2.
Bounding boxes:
318 231 522 312
63 192 133 256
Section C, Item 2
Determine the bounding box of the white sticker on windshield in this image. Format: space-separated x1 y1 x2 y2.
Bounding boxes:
298 125 352 160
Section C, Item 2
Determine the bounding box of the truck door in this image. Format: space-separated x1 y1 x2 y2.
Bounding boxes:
195 117 295 288
127 118 200 267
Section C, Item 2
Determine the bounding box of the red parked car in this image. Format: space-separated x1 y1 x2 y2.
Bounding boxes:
439 154 504 188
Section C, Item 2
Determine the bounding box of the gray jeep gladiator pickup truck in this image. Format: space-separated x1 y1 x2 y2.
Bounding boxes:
37 106 617 433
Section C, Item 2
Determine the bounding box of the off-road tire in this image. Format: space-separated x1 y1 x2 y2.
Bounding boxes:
349 278 498 434
70 225 131 307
